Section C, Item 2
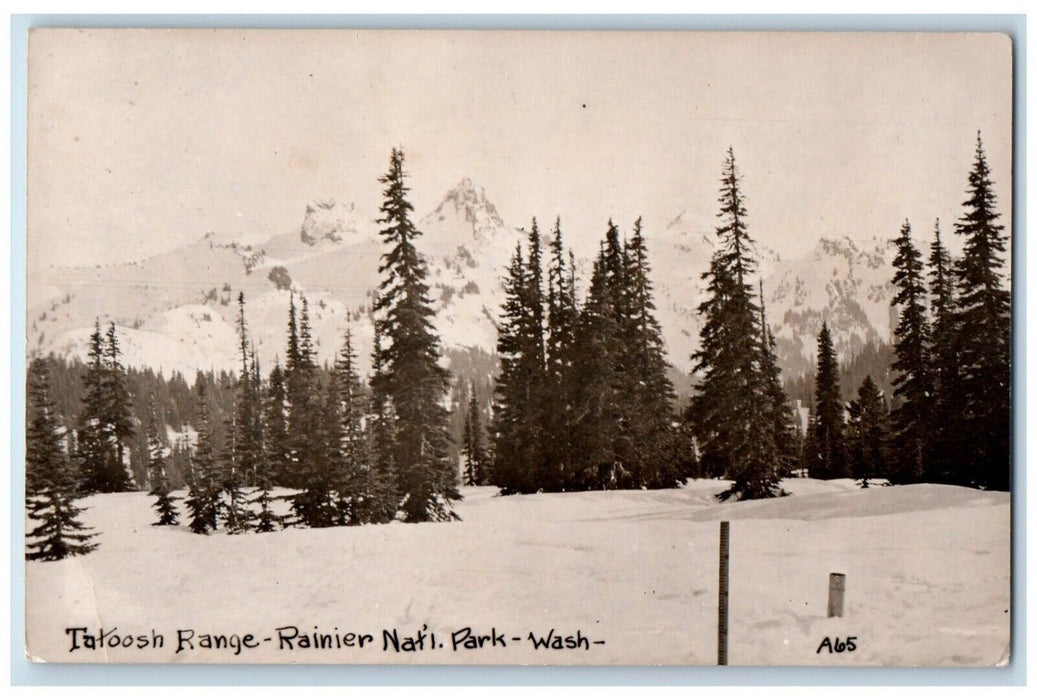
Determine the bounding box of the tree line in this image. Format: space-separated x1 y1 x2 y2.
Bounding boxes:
26 136 1011 561
489 215 694 493
26 149 464 558
802 134 1010 491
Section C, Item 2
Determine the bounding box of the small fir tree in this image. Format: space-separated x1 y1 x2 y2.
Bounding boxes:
462 385 487 486
808 322 848 479
846 375 891 487
185 385 222 534
145 412 179 526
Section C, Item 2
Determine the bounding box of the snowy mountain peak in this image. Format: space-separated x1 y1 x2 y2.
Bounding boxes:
300 199 362 246
424 178 505 242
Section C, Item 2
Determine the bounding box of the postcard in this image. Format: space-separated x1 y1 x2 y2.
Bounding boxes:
23 29 1012 665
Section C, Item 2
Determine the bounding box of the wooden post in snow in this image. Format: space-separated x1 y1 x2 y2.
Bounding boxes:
718 520 729 665
828 573 846 617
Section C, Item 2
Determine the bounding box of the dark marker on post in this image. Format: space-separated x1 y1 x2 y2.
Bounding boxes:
718 520 729 666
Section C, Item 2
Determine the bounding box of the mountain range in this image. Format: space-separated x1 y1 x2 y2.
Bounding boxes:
28 178 898 384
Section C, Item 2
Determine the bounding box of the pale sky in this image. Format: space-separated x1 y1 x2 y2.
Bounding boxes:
27 30 1013 272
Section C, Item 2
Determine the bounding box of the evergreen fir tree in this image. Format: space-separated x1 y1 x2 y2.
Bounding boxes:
219 412 254 534
185 385 221 534
927 219 962 483
103 322 136 485
263 361 291 489
78 320 132 494
287 377 339 529
571 242 622 489
333 327 370 525
688 149 780 500
284 294 319 490
491 243 537 492
808 322 848 479
542 218 579 489
491 221 551 493
621 217 679 488
247 344 278 532
233 293 263 488
846 375 891 487
798 405 819 477
367 322 400 523
26 357 99 560
76 320 110 494
953 133 1011 490
462 384 488 486
221 293 258 534
145 411 179 526
889 220 932 484
758 282 799 478
372 148 459 521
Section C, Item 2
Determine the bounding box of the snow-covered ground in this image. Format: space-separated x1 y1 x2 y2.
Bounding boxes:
24 479 1010 666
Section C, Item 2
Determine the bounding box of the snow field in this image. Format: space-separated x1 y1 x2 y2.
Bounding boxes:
25 479 1009 666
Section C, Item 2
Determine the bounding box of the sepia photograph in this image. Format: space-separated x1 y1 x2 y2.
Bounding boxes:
22 28 1013 666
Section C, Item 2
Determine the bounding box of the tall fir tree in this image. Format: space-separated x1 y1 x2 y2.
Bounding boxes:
372 148 459 521
77 320 111 494
953 133 1011 490
284 294 321 491
333 326 370 525
78 320 133 494
808 322 848 479
491 243 539 493
221 293 259 534
927 219 963 483
688 148 780 500
542 218 579 488
103 322 136 483
620 217 679 488
262 361 291 490
889 220 932 484
491 220 551 493
571 241 623 489
233 293 263 489
26 357 99 560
